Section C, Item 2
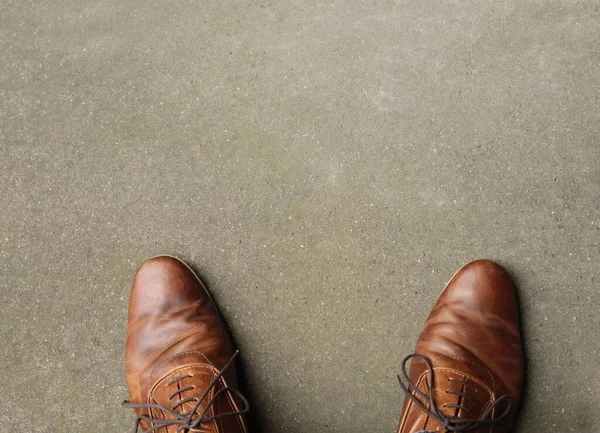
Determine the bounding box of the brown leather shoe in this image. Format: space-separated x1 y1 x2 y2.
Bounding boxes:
123 256 249 433
397 259 524 433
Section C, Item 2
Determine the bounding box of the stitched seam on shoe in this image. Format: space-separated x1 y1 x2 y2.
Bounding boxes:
219 375 246 433
430 351 496 394
434 366 495 419
148 363 245 433
401 368 494 431
149 395 166 426
399 370 430 433
150 364 218 395
160 351 245 432
148 364 218 428
163 350 214 367
147 350 216 387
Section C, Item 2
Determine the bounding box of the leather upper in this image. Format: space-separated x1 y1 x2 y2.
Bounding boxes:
125 256 248 433
398 259 524 433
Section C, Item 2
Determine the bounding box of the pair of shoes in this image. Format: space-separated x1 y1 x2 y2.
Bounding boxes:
123 256 523 433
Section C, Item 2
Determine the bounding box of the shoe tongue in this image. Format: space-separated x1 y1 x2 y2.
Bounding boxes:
149 364 221 433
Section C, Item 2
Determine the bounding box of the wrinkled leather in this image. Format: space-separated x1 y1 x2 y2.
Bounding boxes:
125 256 248 433
398 259 524 433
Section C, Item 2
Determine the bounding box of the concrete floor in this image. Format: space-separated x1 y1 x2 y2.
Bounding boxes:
1 1 599 432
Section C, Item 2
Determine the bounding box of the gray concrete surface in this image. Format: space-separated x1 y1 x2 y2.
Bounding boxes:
1 0 599 432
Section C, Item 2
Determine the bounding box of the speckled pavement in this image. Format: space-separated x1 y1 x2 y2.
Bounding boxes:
1 1 599 432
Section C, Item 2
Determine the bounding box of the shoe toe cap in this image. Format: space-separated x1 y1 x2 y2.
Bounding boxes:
416 259 523 396
438 259 519 323
129 255 204 319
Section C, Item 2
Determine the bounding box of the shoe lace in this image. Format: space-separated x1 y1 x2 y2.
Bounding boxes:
397 354 513 433
122 351 250 433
